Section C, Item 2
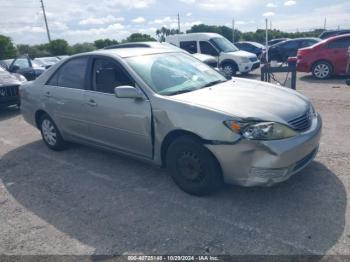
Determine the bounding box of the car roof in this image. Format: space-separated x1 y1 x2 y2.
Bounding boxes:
90 47 178 58
326 33 350 41
237 41 265 47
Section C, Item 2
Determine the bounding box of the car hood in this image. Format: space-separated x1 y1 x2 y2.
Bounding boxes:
172 78 310 123
0 72 22 87
227 50 256 58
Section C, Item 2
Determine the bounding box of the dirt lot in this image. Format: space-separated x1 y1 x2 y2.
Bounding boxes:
0 72 349 256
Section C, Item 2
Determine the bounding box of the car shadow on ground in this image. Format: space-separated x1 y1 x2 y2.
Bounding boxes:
299 75 349 86
0 106 20 121
0 140 347 255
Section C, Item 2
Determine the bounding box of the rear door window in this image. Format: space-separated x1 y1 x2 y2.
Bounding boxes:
47 57 88 89
180 41 198 54
328 37 350 49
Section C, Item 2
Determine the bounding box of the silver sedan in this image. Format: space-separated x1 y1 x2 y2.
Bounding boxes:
20 48 322 195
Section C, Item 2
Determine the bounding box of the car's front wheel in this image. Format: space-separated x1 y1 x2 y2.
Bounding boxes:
39 114 66 151
312 61 332 79
166 136 223 196
222 62 237 77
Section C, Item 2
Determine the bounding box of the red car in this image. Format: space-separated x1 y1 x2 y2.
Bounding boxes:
297 34 350 79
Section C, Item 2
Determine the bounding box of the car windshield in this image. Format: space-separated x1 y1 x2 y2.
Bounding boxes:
210 37 239 53
126 53 227 96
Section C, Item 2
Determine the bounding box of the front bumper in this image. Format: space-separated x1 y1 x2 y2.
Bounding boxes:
206 114 322 187
238 61 261 73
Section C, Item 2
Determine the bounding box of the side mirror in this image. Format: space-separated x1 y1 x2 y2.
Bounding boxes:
114 86 144 99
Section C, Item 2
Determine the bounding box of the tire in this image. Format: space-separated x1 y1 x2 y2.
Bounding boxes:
312 61 332 79
39 114 66 151
222 62 237 77
166 136 223 196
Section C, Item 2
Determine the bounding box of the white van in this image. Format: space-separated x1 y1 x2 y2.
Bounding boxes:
166 33 260 76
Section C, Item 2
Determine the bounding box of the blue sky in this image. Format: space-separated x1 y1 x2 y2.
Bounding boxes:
1 0 349 44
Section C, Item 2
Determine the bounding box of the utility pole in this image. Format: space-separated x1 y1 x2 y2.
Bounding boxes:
232 18 235 43
323 17 327 30
265 18 269 63
177 13 181 33
270 20 272 30
40 0 51 42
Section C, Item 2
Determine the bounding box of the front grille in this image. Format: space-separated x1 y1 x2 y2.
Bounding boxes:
0 85 19 98
288 111 311 132
249 57 258 62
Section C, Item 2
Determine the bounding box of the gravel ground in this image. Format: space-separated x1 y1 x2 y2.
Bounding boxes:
0 72 349 256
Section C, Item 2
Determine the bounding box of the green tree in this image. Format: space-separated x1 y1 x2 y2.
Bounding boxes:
71 42 96 54
123 33 156 43
0 35 17 59
47 39 69 56
156 27 180 42
94 39 119 49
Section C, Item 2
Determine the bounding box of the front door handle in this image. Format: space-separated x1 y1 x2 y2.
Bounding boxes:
87 99 97 107
45 91 51 98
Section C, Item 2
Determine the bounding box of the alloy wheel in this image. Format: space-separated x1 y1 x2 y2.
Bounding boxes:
42 119 57 146
314 64 330 79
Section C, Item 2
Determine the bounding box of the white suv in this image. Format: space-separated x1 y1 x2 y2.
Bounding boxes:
166 33 260 76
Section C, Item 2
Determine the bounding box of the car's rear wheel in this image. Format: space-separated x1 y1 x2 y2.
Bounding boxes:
39 114 66 151
312 61 332 79
166 136 223 196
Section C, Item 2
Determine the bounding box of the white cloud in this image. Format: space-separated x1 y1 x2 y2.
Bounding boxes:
284 0 297 6
263 12 275 17
178 0 262 11
132 17 146 23
186 12 192 17
79 15 124 25
149 16 176 24
266 3 277 8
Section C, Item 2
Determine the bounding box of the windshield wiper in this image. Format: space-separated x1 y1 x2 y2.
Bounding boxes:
163 89 196 96
201 80 227 89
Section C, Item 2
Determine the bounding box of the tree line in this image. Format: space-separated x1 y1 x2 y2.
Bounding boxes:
0 24 325 60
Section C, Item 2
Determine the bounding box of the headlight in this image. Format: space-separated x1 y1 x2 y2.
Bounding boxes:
224 120 297 140
14 74 27 82
309 104 317 118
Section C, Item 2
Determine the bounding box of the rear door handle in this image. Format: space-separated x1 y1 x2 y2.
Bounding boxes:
87 99 97 107
45 91 51 98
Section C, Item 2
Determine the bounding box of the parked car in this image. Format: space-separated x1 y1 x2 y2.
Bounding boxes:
56 55 70 60
263 38 321 62
0 59 14 69
166 33 260 76
319 29 350 40
7 56 46 81
20 48 322 195
105 41 218 68
268 38 290 47
34 56 60 69
297 34 350 79
0 65 27 108
235 41 266 58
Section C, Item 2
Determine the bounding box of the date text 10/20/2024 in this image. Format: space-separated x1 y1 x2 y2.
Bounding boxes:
127 256 219 261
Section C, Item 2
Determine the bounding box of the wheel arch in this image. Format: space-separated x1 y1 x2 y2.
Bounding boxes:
160 129 221 171
219 59 238 70
35 109 49 129
311 59 334 73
